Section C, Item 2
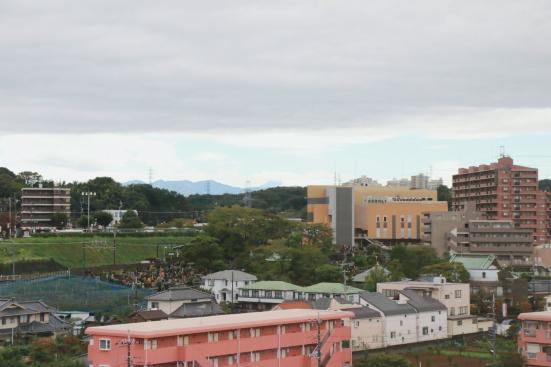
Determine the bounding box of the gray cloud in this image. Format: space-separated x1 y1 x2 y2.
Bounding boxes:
0 0 550 134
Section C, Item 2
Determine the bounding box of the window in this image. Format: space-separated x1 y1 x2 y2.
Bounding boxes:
150 302 159 310
457 320 463 326
40 313 45 322
354 321 360 328
455 290 462 298
431 316 435 322
177 335 189 346
450 307 456 316
228 330 238 340
459 306 468 315
99 338 111 351
144 339 157 350
445 294 450 299
390 331 396 339
208 332 219 342
274 291 282 299
250 328 261 337
482 272 486 279
400 320 403 326
251 352 261 362
422 327 429 335
1 318 5 325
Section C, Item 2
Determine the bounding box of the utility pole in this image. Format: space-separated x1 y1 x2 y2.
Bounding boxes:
317 313 322 367
487 292 497 364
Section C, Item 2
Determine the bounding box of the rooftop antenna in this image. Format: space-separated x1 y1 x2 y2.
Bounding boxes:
499 145 506 158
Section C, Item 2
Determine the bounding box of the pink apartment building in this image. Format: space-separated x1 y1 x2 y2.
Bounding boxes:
86 309 353 367
518 310 551 366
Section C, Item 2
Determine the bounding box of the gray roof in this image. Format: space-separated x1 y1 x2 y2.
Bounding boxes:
352 266 390 283
169 301 222 318
360 292 416 316
147 287 214 302
400 289 447 313
202 270 257 282
347 306 382 319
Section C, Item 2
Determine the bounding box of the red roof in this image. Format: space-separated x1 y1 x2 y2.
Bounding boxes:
518 311 551 322
274 301 312 310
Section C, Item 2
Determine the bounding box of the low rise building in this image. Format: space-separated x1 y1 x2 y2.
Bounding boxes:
239 281 301 311
0 299 70 341
201 270 257 303
146 287 222 318
351 266 390 285
128 310 168 323
86 309 353 367
377 277 492 337
518 309 551 366
20 187 71 229
300 283 363 304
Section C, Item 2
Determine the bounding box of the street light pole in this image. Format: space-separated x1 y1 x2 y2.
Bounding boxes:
81 192 96 232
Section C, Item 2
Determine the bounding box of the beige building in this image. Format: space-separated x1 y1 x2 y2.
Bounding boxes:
307 185 448 246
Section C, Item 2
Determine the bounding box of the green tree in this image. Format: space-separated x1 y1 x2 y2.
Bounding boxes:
119 210 143 229
356 354 413 367
437 184 452 210
93 211 114 227
421 262 470 282
182 234 226 272
540 179 551 192
364 265 390 292
51 212 68 229
78 215 89 228
391 245 440 279
314 264 342 283
206 206 293 259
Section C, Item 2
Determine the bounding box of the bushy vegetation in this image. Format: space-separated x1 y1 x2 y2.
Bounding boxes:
0 335 86 367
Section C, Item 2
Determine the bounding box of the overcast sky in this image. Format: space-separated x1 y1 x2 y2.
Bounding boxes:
1 1 550 186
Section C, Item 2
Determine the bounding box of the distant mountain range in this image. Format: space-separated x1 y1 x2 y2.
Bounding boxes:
123 179 282 196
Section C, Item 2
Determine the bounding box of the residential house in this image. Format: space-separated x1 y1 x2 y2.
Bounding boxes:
396 290 448 343
201 270 257 303
146 287 222 318
300 283 363 303
238 281 301 311
359 292 418 346
377 277 492 337
0 299 70 341
86 309 353 367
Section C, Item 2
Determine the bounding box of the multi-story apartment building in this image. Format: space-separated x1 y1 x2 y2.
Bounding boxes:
518 301 551 366
376 277 492 337
239 281 302 311
20 187 71 228
86 309 353 367
307 185 447 246
452 156 550 245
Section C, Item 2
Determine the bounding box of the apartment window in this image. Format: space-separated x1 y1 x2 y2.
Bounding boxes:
279 325 286 334
251 290 259 297
455 290 462 298
177 335 189 346
450 307 456 316
250 328 261 337
422 327 429 335
457 320 463 326
431 316 435 322
144 339 158 350
228 330 238 340
274 291 282 298
210 357 219 367
251 352 261 362
354 321 360 328
265 291 272 298
208 332 219 342
99 338 111 351
459 306 468 315
445 294 450 299
390 331 396 339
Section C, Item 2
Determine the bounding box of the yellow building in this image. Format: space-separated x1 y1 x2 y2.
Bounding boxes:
307 185 448 246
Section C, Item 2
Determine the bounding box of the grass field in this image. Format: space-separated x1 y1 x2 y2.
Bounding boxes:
0 234 194 268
